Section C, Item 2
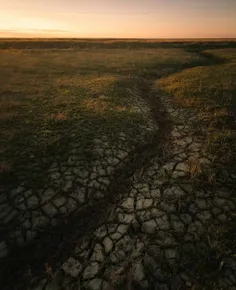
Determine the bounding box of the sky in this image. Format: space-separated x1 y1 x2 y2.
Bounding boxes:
1 0 236 38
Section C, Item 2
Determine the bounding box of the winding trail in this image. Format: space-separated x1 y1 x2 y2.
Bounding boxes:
1 53 236 290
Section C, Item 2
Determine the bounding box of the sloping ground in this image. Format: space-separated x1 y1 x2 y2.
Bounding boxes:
1 48 236 290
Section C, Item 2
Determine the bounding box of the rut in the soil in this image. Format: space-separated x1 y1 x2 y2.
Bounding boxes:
0 80 172 289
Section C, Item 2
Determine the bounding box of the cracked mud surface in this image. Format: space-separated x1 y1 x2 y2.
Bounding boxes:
1 80 236 290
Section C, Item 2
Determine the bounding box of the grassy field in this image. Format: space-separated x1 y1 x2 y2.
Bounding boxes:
158 49 236 165
0 38 236 50
0 47 203 185
1 40 236 290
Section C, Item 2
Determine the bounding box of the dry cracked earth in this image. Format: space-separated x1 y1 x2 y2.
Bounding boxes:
0 83 236 290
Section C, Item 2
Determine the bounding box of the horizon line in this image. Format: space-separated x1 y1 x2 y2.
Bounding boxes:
1 37 236 40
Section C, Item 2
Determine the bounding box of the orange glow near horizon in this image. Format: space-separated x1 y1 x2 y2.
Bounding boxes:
1 0 236 38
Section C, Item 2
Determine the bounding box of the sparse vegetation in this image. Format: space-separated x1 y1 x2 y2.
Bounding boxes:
1 40 236 290
158 49 236 165
158 47 236 290
0 47 203 186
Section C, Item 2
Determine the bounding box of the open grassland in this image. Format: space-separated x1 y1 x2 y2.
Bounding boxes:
1 41 236 290
0 38 236 50
0 48 203 185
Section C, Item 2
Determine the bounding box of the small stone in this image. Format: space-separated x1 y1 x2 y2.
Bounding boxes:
98 169 106 176
121 198 134 212
142 219 157 234
196 211 212 222
83 262 99 279
117 224 128 235
139 184 150 195
90 172 97 180
50 172 61 180
53 196 66 208
43 203 58 216
136 198 153 210
91 244 104 262
110 233 122 240
27 195 39 208
26 230 37 240
66 198 77 213
189 203 198 215
65 175 74 182
218 214 227 222
61 257 82 277
106 166 114 175
32 215 49 228
119 132 126 138
170 215 185 233
110 252 121 263
98 177 110 186
151 209 165 218
117 150 127 160
118 213 135 224
113 158 120 166
163 162 175 172
41 188 56 203
195 199 207 210
155 215 170 230
213 198 225 208
75 190 85 204
86 278 103 290
176 162 189 172
180 214 192 225
163 188 175 197
24 189 33 198
94 225 107 239
63 181 73 191
59 206 67 214
150 189 161 198
115 237 132 253
213 207 221 215
88 180 101 189
23 219 31 229
103 237 113 253
78 169 89 179
94 138 102 144
165 248 177 260
172 170 186 179
186 281 192 287
101 281 110 290
94 191 104 200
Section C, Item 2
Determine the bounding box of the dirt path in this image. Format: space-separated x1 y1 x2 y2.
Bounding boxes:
1 60 236 290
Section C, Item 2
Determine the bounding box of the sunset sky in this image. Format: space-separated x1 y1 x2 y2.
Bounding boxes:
1 0 236 38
